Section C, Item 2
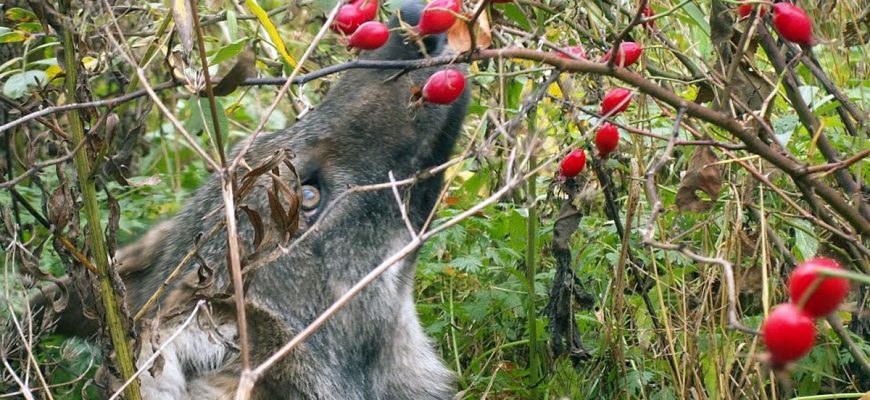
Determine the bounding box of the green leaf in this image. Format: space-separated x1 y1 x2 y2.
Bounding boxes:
682 2 710 36
500 4 531 31
226 10 239 41
183 98 204 136
5 7 37 23
384 0 404 12
315 0 341 13
209 38 248 66
16 22 43 33
245 0 299 68
3 70 47 99
185 97 230 147
0 31 25 43
773 115 800 146
792 219 818 261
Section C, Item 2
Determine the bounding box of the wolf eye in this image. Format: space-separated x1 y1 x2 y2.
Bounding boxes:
301 185 321 211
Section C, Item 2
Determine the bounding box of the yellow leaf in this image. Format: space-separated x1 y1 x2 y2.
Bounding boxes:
45 65 63 81
82 56 99 72
547 81 562 99
245 0 298 69
470 61 479 75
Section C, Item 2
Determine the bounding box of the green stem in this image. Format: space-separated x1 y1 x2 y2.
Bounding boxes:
59 2 141 398
817 267 870 285
526 153 541 398
125 12 173 95
790 394 865 400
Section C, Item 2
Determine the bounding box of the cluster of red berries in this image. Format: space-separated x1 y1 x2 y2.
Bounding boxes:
762 257 850 366
736 1 814 46
557 86 635 178
333 0 467 104
333 0 389 50
334 0 464 50
417 0 465 104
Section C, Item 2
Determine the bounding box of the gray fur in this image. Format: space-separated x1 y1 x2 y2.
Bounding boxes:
42 2 470 398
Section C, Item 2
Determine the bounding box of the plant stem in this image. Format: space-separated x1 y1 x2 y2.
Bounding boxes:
525 152 541 398
58 1 141 398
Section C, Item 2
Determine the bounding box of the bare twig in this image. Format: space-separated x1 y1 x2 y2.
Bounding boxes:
643 107 685 243
109 301 206 400
606 0 648 69
189 0 226 166
0 139 88 189
640 107 754 334
388 171 418 239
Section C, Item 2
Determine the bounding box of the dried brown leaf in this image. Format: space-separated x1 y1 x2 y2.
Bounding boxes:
239 205 265 250
446 9 491 53
172 0 194 53
675 146 723 213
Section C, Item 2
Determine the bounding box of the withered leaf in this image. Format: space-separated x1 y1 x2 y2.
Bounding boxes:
446 6 491 53
172 0 195 54
47 185 73 231
238 150 288 199
239 205 264 250
106 191 120 255
266 187 290 233
553 201 582 251
675 146 723 213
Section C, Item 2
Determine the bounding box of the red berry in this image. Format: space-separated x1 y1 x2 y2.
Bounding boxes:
418 0 461 35
417 0 460 35
333 4 367 35
762 303 816 365
602 42 643 67
351 0 379 21
737 2 767 19
422 69 466 104
559 149 586 178
642 6 654 29
772 3 813 46
601 88 633 116
348 21 389 50
788 257 849 318
556 46 586 60
595 123 619 157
